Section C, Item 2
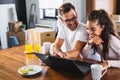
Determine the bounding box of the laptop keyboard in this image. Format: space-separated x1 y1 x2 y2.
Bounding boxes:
73 60 92 75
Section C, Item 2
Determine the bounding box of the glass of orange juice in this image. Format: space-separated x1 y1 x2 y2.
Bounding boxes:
34 43 40 52
25 44 32 53
33 42 41 65
25 33 34 65
25 44 33 59
25 43 33 65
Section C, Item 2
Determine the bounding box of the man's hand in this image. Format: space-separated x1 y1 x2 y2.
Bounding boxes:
53 52 70 59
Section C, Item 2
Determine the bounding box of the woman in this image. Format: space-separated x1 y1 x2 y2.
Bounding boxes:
82 9 120 68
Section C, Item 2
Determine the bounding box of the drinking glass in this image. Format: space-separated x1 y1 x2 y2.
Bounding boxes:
43 42 51 54
34 43 40 53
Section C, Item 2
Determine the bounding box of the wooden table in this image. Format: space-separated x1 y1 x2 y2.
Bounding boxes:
0 46 120 80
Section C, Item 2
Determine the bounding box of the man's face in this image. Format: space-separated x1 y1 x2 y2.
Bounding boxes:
60 9 78 31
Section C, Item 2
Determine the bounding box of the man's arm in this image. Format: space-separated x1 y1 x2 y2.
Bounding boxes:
65 40 86 59
53 38 86 59
53 38 64 57
54 39 86 59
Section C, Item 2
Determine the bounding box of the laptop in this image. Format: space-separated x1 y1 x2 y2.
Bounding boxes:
33 53 93 76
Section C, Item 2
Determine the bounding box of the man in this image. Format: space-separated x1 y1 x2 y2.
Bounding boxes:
53 3 88 59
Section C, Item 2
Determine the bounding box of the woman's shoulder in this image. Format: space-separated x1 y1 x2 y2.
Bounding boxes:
109 34 120 44
109 35 120 40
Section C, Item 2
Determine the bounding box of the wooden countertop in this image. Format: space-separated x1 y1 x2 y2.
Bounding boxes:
0 45 120 80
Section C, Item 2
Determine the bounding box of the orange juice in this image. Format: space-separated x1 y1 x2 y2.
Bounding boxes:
25 44 32 53
34 44 40 52
33 43 40 64
25 44 33 59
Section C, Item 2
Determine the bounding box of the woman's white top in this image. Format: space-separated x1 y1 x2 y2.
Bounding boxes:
81 35 120 68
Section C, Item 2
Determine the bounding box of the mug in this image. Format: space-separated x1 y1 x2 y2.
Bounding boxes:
43 42 51 54
49 43 54 55
91 64 107 80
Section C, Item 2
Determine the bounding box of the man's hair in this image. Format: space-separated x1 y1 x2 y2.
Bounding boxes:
58 3 75 16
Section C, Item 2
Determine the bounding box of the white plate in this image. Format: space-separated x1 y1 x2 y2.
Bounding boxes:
18 65 42 76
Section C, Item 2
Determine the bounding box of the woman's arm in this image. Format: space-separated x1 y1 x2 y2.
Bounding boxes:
108 60 120 68
102 35 120 68
100 60 120 68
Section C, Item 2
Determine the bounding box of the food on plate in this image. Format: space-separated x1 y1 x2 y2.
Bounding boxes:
20 68 29 74
19 66 33 74
27 66 33 71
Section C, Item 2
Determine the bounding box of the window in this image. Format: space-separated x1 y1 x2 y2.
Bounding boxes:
39 0 63 20
40 9 58 19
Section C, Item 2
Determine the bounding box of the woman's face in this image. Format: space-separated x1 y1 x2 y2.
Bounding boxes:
86 21 103 39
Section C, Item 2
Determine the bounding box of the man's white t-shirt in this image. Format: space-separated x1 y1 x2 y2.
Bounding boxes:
57 22 88 52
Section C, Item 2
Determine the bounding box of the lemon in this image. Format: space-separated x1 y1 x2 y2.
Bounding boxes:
19 66 34 75
27 66 33 71
20 68 29 74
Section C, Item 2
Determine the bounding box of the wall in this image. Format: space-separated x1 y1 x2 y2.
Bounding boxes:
116 0 120 14
0 4 17 49
0 0 27 49
94 0 117 15
16 0 27 25
87 0 118 15
0 0 27 25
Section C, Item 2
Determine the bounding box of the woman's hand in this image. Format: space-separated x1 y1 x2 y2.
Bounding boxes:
100 61 109 68
88 36 103 45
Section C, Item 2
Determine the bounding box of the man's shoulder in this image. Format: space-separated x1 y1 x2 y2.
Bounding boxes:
78 22 86 27
77 22 87 31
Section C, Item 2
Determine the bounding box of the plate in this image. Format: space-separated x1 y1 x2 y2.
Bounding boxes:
18 65 42 76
